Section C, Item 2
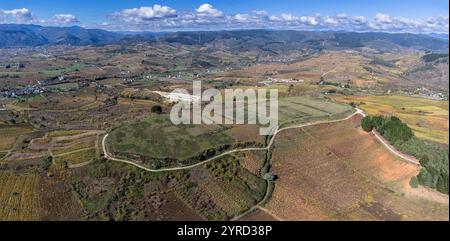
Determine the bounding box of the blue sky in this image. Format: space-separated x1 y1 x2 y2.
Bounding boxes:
0 0 448 33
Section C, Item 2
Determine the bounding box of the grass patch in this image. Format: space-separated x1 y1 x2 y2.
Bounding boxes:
54 148 96 165
109 115 234 160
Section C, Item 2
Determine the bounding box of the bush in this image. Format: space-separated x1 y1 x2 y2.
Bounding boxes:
409 176 419 188
436 173 449 194
40 156 53 172
418 168 436 188
361 116 373 132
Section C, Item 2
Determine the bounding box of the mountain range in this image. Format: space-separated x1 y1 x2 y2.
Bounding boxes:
0 24 448 53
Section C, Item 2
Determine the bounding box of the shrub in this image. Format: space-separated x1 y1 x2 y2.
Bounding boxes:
361 116 373 132
409 176 419 188
40 156 53 172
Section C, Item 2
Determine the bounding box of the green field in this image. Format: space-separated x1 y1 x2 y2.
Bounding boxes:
278 96 354 126
108 95 354 166
39 63 86 77
109 115 235 160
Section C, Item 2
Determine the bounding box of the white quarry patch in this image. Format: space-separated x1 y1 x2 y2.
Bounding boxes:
153 91 200 103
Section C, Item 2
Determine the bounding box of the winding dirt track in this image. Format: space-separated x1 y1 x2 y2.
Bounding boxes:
101 108 420 172
100 108 424 220
102 109 363 172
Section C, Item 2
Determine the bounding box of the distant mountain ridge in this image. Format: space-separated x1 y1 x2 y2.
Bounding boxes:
0 24 123 47
0 24 448 52
161 30 449 52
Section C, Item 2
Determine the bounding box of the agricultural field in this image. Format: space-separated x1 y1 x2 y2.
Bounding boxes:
265 115 449 221
278 95 353 126
0 124 34 151
332 95 449 144
0 26 448 222
107 94 353 169
67 153 266 221
107 110 267 169
2 128 101 167
0 171 41 221
108 115 236 161
54 148 96 165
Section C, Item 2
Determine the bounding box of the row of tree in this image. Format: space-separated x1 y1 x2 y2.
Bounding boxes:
361 115 449 194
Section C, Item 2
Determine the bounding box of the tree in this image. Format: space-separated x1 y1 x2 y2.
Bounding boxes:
436 173 449 194
419 154 430 167
361 116 373 132
418 168 435 188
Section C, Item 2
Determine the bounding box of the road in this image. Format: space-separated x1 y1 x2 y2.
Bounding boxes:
101 109 364 173
372 130 420 165
100 107 422 220
102 108 419 172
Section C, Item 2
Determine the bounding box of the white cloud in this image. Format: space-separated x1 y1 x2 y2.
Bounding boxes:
196 3 223 18
375 13 392 23
280 13 298 22
52 14 79 25
323 16 338 25
234 14 250 23
0 8 82 26
111 4 177 23
299 16 318 26
103 4 449 34
0 8 33 23
369 13 448 33
0 5 448 34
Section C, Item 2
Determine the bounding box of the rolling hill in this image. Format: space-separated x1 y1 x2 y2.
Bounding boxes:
0 24 448 53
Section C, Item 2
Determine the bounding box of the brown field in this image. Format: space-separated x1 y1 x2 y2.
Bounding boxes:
239 208 278 221
235 151 266 175
47 130 85 138
265 115 449 221
0 124 33 151
146 193 204 221
212 51 407 87
225 124 265 145
38 170 84 220
0 171 41 221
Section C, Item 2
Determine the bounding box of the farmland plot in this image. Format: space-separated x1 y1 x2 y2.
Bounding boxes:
332 95 449 144
266 115 449 221
0 171 41 220
0 124 33 151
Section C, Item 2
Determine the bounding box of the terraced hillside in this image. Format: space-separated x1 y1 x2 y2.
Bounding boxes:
265 115 449 221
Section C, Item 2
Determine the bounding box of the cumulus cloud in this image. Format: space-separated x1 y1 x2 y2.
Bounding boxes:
52 14 79 25
111 4 177 23
0 8 33 23
234 14 250 23
280 13 298 22
196 3 223 18
369 13 448 33
0 5 448 34
299 16 319 26
0 8 82 26
89 3 449 33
